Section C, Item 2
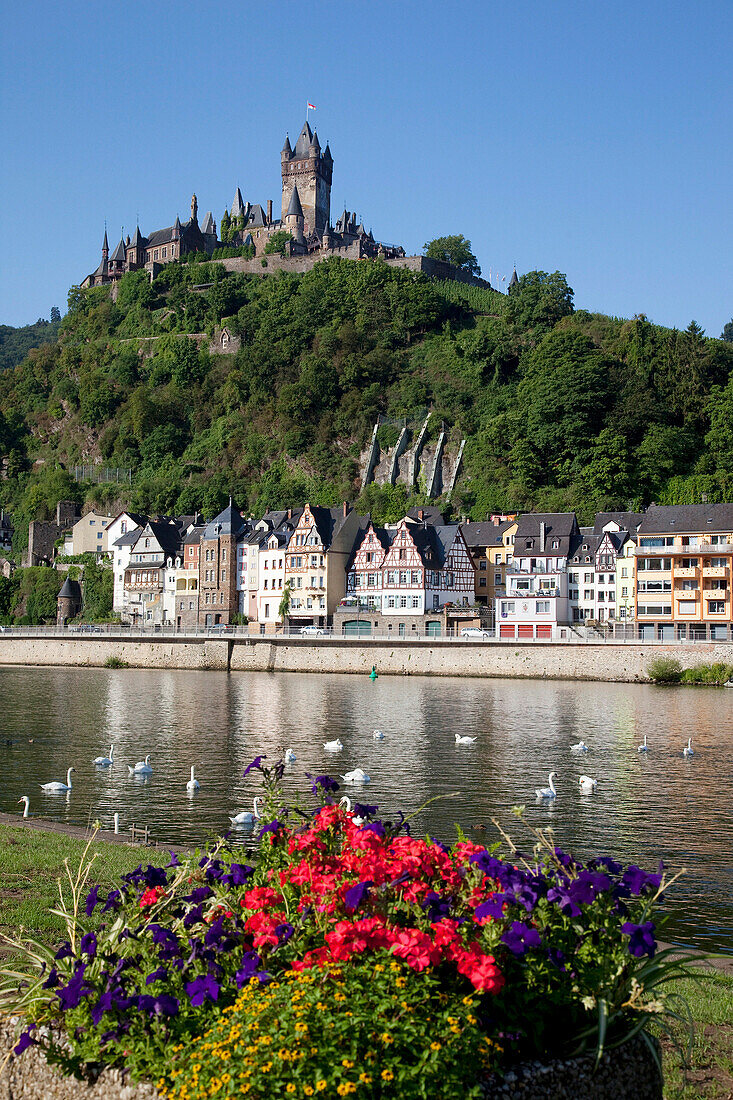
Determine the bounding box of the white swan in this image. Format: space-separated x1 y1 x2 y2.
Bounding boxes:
570 741 588 753
93 745 114 766
578 775 597 792
40 767 75 792
229 796 263 826
342 768 370 784
455 734 478 745
372 729 385 740
324 739 343 752
536 772 557 799
128 755 153 775
18 796 30 818
186 765 200 791
683 738 694 757
284 748 296 763
339 795 364 826
113 812 120 834
637 735 649 753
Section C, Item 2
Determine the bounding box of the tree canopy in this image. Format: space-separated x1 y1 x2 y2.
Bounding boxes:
423 235 481 276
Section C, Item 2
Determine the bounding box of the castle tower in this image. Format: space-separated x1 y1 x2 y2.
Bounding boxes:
102 229 109 261
281 121 332 236
284 184 305 244
190 193 198 224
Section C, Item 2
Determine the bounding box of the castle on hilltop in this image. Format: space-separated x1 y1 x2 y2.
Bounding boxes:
82 120 408 289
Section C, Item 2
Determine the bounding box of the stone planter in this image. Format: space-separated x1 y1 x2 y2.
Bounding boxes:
1 1019 661 1099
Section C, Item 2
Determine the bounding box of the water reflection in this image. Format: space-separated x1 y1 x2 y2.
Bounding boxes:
1 666 732 953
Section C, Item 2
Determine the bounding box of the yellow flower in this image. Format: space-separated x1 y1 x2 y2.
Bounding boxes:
381 1069 395 1081
373 963 384 972
342 1058 355 1068
380 1033 393 1045
316 1082 327 1092
467 1015 477 1025
286 1086 296 1095
359 1072 372 1084
304 1089 314 1097
430 1041 442 1051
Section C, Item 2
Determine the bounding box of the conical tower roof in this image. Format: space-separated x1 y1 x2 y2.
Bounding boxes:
130 225 144 247
110 235 126 263
281 134 292 156
293 121 313 158
508 267 519 289
231 187 245 218
286 184 304 218
102 228 109 251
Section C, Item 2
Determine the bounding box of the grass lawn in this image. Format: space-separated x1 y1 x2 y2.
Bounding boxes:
0 825 731 1097
0 824 151 951
660 967 733 1098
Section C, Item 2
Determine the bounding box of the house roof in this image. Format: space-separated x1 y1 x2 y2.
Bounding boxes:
201 211 215 234
592 511 644 536
514 512 579 555
183 525 206 545
461 520 513 549
569 533 601 563
637 503 733 535
406 505 446 526
58 577 82 599
203 501 247 540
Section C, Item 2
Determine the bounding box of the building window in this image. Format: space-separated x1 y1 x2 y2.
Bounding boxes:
412 596 420 608
411 571 419 584
584 590 594 600
536 601 550 613
494 572 502 586
708 600 726 613
222 549 226 562
400 596 407 608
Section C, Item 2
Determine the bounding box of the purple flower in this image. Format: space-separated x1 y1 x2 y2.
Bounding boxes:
593 856 623 874
80 932 97 959
184 886 213 905
257 819 282 838
183 904 205 929
185 974 220 1006
423 891 452 921
568 870 613 906
56 966 91 1011
474 896 507 922
275 922 295 945
55 942 73 962
353 802 377 819
101 889 122 914
501 921 542 957
243 755 266 777
145 967 168 985
546 882 581 918
361 820 386 839
85 885 101 917
307 773 340 795
13 1028 36 1056
42 967 59 989
622 866 662 897
222 863 253 887
137 992 180 1017
167 851 181 868
91 990 114 1025
344 881 372 912
235 951 262 987
621 920 656 958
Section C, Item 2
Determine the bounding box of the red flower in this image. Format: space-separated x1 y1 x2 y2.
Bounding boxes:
139 886 166 909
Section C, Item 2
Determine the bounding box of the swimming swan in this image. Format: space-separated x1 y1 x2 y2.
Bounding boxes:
578 775 597 792
342 768 370 784
186 765 200 791
455 734 478 745
324 739 343 752
638 735 649 753
18 796 30 818
683 738 694 757
372 729 385 740
40 767 75 792
536 772 557 799
339 795 364 826
229 796 263 826
128 755 153 775
570 741 588 753
93 745 114 766
284 749 297 763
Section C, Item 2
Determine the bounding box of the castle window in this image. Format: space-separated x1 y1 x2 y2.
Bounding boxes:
162 247 167 258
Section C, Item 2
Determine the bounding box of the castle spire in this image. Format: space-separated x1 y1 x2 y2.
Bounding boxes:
102 228 109 258
508 266 519 290
281 133 292 158
231 187 245 218
286 184 304 218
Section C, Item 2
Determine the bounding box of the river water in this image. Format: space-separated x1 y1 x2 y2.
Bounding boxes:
0 666 731 953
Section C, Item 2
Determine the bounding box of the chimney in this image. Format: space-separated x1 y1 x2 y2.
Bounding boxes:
287 508 292 520
267 199 273 224
539 521 546 552
418 509 424 521
343 501 348 518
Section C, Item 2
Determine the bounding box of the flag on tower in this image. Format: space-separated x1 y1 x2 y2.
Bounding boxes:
307 102 316 110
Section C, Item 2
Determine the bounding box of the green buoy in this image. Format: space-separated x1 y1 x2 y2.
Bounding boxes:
369 665 378 680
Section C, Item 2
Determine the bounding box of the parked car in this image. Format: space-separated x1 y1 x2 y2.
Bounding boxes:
300 625 327 636
73 623 103 633
460 627 492 639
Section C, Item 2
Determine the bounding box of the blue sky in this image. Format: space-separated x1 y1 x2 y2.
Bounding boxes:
1 0 731 334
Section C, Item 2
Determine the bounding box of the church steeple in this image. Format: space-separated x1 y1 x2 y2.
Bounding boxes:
102 229 109 259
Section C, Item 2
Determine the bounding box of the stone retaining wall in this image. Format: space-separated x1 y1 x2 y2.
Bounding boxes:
0 635 730 682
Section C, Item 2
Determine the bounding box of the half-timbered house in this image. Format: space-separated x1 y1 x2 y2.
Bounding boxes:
284 503 367 627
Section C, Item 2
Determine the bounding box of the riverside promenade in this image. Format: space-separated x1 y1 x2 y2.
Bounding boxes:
0 629 731 681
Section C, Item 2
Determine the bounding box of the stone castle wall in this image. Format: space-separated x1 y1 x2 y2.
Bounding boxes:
218 252 492 288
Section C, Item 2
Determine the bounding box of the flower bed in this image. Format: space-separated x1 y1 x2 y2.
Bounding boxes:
1 761 691 1098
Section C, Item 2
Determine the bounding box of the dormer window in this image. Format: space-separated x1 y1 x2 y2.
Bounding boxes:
552 540 559 549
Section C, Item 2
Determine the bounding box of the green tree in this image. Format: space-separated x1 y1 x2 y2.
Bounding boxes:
279 581 292 619
423 235 481 276
264 231 293 256
81 558 113 620
721 320 733 343
504 271 574 333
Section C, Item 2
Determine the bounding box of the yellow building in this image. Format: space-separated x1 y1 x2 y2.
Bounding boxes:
634 504 733 640
462 517 517 609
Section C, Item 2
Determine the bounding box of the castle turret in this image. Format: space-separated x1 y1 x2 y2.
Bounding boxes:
173 215 181 241
285 184 305 244
128 225 145 268
322 223 332 251
231 187 245 220
281 120 331 235
190 194 198 224
110 233 126 272
508 267 519 291
102 229 109 260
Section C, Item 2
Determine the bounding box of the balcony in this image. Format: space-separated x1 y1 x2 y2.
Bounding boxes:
702 566 728 578
674 567 699 578
507 563 567 575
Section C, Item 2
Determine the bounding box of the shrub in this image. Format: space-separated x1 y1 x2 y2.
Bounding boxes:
679 662 733 685
104 655 128 669
647 656 683 683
